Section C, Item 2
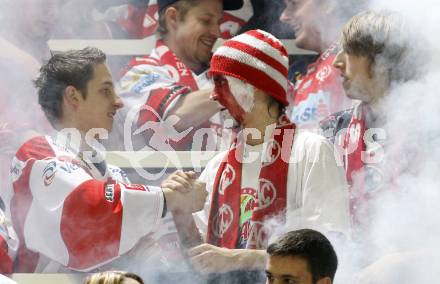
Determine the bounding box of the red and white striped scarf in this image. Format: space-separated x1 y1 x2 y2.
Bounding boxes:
341 103 370 225
207 116 295 249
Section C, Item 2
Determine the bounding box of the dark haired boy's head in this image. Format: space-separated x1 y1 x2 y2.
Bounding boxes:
266 229 338 284
35 47 123 132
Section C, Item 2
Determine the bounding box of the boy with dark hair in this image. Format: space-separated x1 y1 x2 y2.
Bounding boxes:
266 229 338 284
8 47 206 277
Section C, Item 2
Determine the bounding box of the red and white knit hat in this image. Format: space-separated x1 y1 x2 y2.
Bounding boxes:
210 29 289 106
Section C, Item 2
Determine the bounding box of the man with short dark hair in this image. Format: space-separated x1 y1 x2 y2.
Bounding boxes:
109 0 244 152
7 47 206 276
265 229 338 284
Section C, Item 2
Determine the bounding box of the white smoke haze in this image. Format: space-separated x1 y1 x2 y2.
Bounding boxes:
3 0 440 283
340 0 440 282
262 1 440 283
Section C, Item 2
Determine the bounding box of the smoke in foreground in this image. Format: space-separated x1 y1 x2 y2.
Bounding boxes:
265 0 440 283
352 0 440 282
2 0 440 283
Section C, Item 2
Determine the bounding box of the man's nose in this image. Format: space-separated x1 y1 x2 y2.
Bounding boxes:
211 23 222 39
332 50 345 70
114 94 124 109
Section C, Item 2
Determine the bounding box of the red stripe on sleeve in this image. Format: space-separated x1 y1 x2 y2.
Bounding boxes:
15 136 55 161
61 180 123 270
137 87 172 125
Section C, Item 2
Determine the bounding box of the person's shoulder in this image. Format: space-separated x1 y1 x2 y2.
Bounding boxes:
15 135 54 161
119 43 163 76
128 54 161 68
119 54 160 79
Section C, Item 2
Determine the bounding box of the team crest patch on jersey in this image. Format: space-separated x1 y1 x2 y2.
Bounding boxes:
105 184 115 202
42 161 57 186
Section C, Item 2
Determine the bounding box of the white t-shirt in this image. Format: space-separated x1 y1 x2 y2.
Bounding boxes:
194 130 351 245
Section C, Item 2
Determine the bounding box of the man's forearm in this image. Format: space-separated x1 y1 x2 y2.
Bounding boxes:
166 89 221 131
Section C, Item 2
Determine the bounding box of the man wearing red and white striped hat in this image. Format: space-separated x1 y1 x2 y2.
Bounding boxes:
188 29 350 276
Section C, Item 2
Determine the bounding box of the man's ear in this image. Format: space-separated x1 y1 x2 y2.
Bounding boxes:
63 86 81 109
164 6 179 32
316 276 333 284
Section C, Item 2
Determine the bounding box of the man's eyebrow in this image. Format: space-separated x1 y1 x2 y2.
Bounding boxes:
100 81 114 87
201 12 221 19
281 274 299 279
265 271 300 280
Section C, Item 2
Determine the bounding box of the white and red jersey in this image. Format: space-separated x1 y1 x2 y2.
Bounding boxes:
108 40 226 152
289 44 352 130
8 134 181 274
